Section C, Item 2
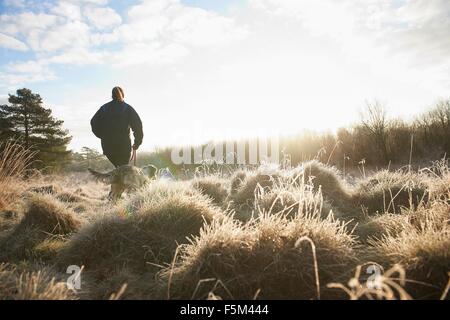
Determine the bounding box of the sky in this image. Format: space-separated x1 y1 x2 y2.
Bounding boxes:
0 0 449 152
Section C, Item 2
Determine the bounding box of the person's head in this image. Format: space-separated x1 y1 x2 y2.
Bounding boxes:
112 86 124 102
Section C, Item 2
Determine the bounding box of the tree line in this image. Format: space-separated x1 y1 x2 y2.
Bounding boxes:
1 88 448 173
132 99 450 175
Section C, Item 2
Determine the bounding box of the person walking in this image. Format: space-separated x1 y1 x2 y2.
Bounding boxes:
91 86 143 167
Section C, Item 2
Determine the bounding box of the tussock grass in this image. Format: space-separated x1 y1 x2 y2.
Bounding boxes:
29 185 59 195
367 224 450 299
291 161 351 202
253 179 335 221
230 170 247 195
192 176 229 206
425 159 450 202
0 209 19 234
357 196 450 299
0 198 6 214
353 169 429 214
356 192 448 240
227 167 283 220
0 156 449 300
58 181 225 280
0 141 35 182
84 267 158 300
57 192 86 203
21 194 82 235
227 162 348 222
287 161 362 222
0 141 35 212
0 263 74 300
355 214 410 242
0 194 82 261
162 212 357 299
327 264 414 300
355 184 428 215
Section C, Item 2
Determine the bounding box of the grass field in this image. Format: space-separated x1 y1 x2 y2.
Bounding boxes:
0 143 449 300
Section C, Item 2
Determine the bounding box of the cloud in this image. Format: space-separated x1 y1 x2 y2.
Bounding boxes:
0 95 8 105
6 60 47 74
390 0 450 65
168 5 248 46
30 20 92 52
0 33 28 51
3 0 25 8
0 70 56 89
110 42 190 67
50 1 82 21
67 0 108 4
249 0 450 93
47 48 106 65
1 0 447 100
120 0 248 46
94 0 248 68
0 0 248 88
1 0 247 53
83 6 122 30
0 12 59 36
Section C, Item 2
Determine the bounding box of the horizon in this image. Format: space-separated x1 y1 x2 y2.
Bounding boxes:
1 0 449 152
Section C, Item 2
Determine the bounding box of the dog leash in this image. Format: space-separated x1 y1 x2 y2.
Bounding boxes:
130 149 137 166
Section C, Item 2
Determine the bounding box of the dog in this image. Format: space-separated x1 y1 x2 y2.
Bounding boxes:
88 164 158 200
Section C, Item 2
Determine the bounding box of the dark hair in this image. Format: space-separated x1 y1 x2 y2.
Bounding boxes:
112 86 124 102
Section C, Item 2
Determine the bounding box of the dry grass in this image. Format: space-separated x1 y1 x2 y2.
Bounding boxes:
291 161 351 203
327 264 414 300
162 213 357 299
0 141 35 183
0 263 75 300
367 224 449 299
425 159 450 202
0 150 448 300
228 167 281 204
230 170 247 194
355 179 448 242
0 194 82 262
354 214 410 242
253 179 336 221
192 176 229 206
0 141 35 213
58 181 224 282
354 171 429 215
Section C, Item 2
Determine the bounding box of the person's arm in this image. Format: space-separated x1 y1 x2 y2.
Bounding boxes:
128 106 143 149
90 106 105 139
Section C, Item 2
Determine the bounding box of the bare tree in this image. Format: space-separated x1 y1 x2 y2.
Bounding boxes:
426 100 450 153
360 100 390 165
430 100 450 132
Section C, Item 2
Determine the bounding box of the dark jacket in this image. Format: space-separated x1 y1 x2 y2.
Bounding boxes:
90 100 143 156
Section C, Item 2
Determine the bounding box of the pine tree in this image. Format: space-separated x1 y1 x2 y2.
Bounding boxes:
0 88 72 167
0 107 13 140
